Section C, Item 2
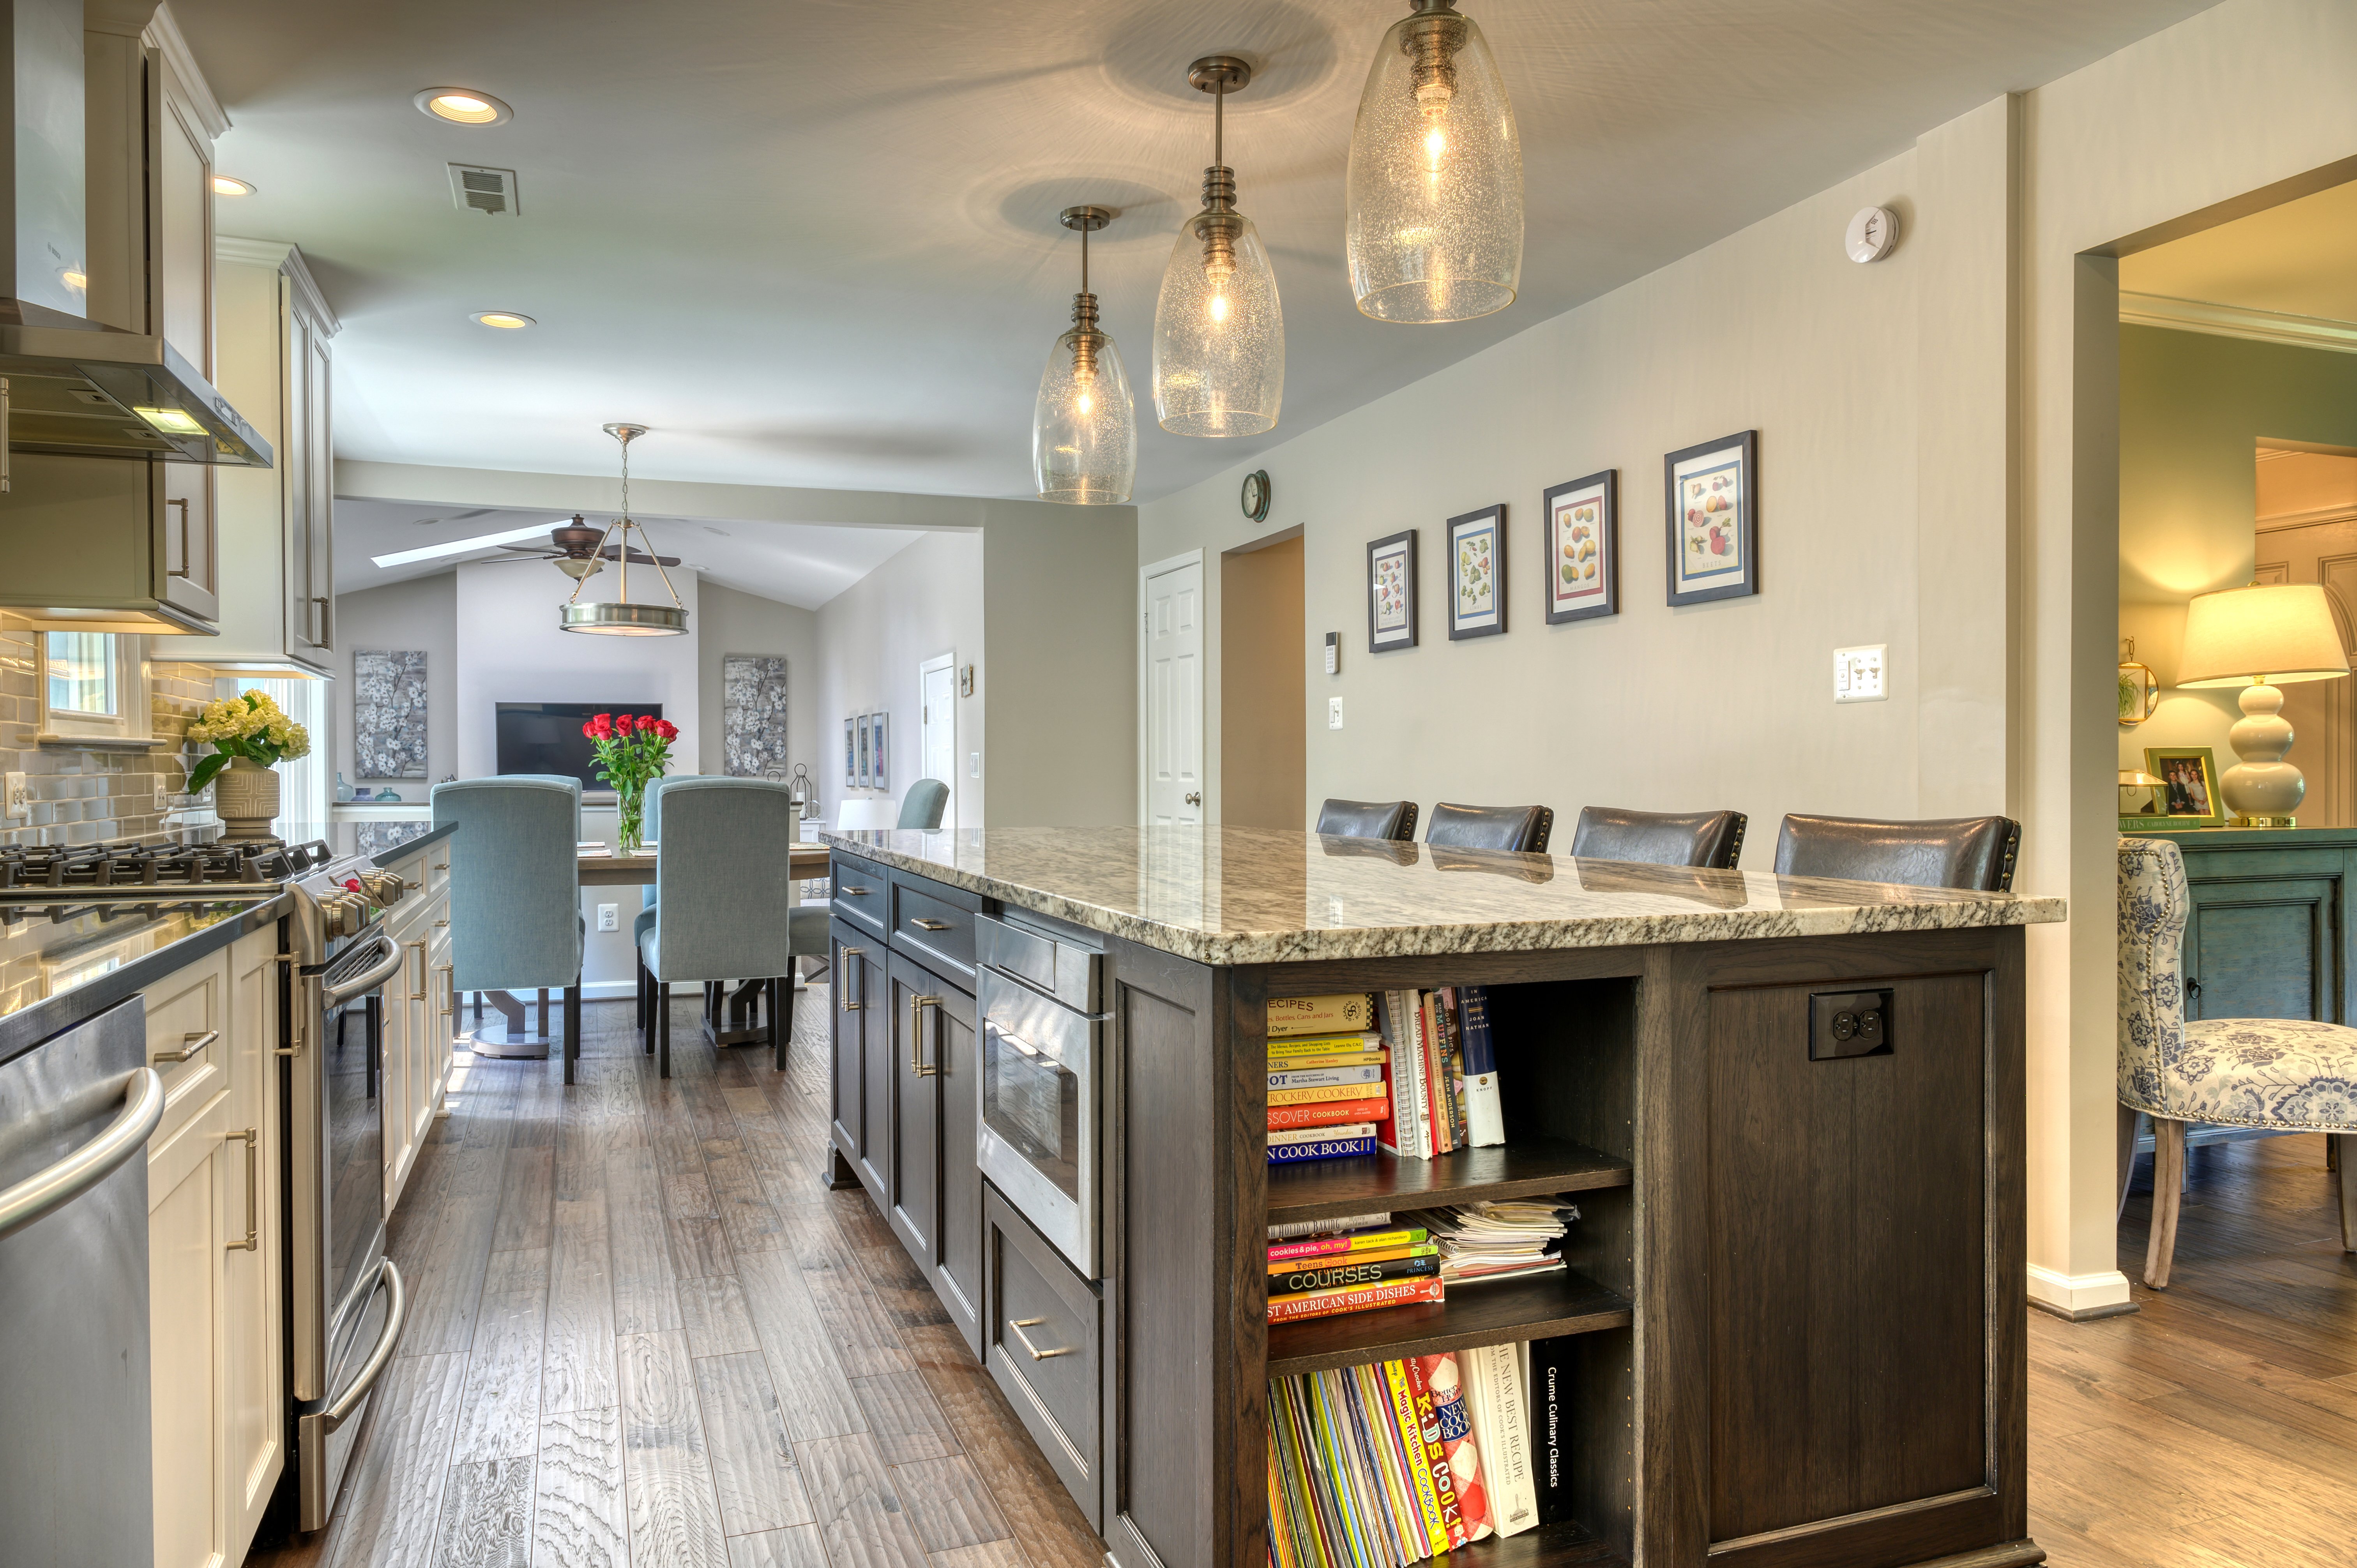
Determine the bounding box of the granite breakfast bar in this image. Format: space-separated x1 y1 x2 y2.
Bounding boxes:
815 826 2066 1568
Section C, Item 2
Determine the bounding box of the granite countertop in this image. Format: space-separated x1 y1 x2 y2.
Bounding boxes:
817 826 2067 965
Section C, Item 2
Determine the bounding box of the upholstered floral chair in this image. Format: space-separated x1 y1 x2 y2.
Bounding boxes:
2118 836 2357 1286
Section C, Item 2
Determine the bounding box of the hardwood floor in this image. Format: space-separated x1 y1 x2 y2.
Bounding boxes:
247 989 2357 1568
245 988 1106 1568
2034 1131 2357 1568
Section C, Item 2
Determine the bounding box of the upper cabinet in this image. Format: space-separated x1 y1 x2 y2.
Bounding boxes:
151 240 338 674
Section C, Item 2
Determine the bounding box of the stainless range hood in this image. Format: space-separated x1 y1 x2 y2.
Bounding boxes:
0 0 268 472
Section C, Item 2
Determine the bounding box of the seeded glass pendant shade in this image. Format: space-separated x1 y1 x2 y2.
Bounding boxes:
1034 205 1137 505
1154 57 1283 438
1345 0 1523 324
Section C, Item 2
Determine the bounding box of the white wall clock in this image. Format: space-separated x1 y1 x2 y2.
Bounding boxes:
1846 206 1898 263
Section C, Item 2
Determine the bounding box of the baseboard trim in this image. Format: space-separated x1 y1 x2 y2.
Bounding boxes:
2027 1263 2137 1320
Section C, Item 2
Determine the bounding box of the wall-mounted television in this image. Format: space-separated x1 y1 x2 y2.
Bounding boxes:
495 702 663 793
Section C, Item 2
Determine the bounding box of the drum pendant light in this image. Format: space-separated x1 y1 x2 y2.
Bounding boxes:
560 424 689 636
1345 0 1523 324
1033 206 1137 504
1152 56 1283 438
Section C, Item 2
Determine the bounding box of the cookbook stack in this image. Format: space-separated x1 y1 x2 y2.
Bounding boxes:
1267 994 1391 1166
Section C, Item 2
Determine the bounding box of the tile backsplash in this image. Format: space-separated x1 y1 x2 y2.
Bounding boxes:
0 616 223 845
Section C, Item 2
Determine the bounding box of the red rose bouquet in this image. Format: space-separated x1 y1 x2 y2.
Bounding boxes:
583 712 678 852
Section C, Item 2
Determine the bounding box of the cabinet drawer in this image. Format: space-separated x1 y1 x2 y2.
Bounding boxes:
426 841 451 899
832 854 889 939
891 875 978 983
144 948 230 1141
984 1184 1100 1527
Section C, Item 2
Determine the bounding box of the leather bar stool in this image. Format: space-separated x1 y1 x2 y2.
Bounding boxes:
1569 806 1747 869
638 778 798 1078
432 776 586 1077
1773 813 2022 892
1425 802 1555 854
1315 799 1419 841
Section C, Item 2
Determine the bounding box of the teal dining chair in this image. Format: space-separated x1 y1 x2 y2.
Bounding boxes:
432 776 586 1078
638 778 797 1077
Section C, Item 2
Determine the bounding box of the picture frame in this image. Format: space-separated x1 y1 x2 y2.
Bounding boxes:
856 713 871 788
1447 505 1507 640
844 717 855 788
2144 746 2227 828
1664 429 1758 606
871 711 889 793
1366 529 1419 652
1542 470 1617 625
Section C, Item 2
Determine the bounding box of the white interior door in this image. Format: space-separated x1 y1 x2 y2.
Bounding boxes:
920 655 957 829
1144 558 1205 825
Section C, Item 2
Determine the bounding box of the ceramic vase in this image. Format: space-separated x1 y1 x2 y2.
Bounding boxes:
213 756 281 841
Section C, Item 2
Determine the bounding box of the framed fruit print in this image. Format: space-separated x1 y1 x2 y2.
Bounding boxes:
1367 529 1419 652
1664 430 1757 606
1447 505 1506 639
1542 470 1617 624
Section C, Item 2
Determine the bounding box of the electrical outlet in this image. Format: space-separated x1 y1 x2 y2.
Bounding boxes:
597 903 618 932
1327 697 1344 729
969 751 982 778
1834 644 1887 703
3 772 26 823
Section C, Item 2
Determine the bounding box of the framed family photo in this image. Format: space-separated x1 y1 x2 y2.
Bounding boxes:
1367 529 1419 652
1447 505 1507 640
2144 746 2226 828
1664 430 1757 606
1542 470 1617 624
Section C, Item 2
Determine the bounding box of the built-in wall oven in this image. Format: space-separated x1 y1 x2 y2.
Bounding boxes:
976 912 1106 1278
286 861 411 1531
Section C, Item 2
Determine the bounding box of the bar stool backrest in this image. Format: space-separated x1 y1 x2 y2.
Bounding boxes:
1569 806 1747 869
1315 799 1419 841
1773 813 2022 892
1424 802 1554 854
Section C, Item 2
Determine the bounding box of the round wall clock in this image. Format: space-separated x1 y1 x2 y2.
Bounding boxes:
1845 206 1898 263
1241 469 1271 523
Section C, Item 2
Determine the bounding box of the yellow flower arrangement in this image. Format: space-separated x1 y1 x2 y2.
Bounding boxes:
187 689 311 793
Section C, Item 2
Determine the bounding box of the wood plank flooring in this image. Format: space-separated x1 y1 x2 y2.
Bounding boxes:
246 989 1106 1568
247 989 2357 1568
2034 1131 2357 1568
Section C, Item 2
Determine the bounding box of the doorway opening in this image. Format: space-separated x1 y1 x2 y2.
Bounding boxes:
919 652 957 830
1220 528 1305 831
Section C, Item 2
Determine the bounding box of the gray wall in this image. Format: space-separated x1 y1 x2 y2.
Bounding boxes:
698 580 821 781
335 574 458 791
814 531 983 828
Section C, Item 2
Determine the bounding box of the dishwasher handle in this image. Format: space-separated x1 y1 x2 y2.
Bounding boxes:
322 1258 406 1431
323 929 404 1008
0 1067 164 1244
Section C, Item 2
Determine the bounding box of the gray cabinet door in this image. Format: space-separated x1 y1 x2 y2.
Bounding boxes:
885 951 940 1264
2183 873 2339 1022
932 979 983 1355
829 924 870 1181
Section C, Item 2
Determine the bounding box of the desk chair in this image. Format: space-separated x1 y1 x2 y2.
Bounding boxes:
1773 813 2021 892
1426 802 1554 854
2119 836 2357 1284
1316 799 1419 841
1569 806 1746 869
433 777 585 1075
638 778 797 1078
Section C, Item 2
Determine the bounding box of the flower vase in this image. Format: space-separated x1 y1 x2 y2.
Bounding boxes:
214 756 281 841
617 784 645 856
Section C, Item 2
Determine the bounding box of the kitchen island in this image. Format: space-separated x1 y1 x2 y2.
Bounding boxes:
818 825 2064 1568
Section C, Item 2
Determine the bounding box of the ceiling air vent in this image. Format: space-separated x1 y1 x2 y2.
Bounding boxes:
447 163 520 216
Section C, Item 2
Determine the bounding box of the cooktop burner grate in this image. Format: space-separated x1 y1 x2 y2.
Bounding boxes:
0 836 334 892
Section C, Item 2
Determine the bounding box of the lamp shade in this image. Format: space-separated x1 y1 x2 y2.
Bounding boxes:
2176 583 2350 687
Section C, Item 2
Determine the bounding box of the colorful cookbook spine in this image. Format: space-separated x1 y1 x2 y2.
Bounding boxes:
1267 1031 1386 1058
1267 1098 1390 1131
1267 1136 1378 1164
1269 1065 1388 1091
1266 1227 1429 1262
1267 994 1377 1037
1270 1081 1395 1106
1403 1356 1469 1549
1414 1353 1492 1540
1265 1276 1444 1324
1268 1252 1440 1297
1383 1361 1452 1558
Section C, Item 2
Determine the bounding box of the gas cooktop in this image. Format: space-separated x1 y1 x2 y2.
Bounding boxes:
0 836 333 897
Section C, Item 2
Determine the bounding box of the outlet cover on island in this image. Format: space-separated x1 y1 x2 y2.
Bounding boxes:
597 903 618 932
1327 697 1344 729
1835 645 1887 703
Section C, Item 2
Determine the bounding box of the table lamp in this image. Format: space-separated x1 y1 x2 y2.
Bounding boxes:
2175 582 2350 826
2118 769 2165 816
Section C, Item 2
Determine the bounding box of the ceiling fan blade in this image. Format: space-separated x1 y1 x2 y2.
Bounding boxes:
493 544 560 555
599 547 682 567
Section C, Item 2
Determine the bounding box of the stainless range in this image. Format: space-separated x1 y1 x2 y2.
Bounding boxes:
283 850 415 1530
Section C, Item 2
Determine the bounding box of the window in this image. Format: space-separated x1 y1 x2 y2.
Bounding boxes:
231 676 329 845
45 634 116 716
38 634 151 746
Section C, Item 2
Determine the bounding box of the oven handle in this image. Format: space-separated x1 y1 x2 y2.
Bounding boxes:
323 929 404 1008
322 1258 406 1432
0 1067 164 1243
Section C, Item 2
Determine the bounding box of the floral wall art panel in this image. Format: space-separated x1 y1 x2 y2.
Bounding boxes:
353 650 428 778
722 654 791 777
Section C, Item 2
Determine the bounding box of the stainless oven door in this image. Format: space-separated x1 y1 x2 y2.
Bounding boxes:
977 967 1100 1278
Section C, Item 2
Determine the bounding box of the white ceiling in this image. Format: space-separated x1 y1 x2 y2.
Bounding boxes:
333 496 926 606
182 0 2212 505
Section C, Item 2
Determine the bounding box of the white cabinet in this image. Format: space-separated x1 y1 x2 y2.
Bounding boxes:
380 841 454 1213
151 241 339 674
144 918 282 1568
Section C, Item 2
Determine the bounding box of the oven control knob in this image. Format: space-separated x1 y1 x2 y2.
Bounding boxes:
355 870 405 906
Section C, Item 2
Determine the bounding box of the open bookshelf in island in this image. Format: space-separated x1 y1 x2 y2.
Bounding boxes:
816 826 2060 1568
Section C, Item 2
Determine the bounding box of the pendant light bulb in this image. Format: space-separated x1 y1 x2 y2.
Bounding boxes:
1152 55 1283 438
1345 0 1523 324
1033 205 1137 505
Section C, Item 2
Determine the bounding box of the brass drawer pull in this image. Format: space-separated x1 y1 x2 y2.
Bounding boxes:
226 1127 259 1252
433 862 448 871
839 885 873 896
910 994 941 1077
1007 1317 1071 1361
437 962 455 1019
407 939 429 1000
155 1029 217 1063
840 948 865 1011
910 917 951 932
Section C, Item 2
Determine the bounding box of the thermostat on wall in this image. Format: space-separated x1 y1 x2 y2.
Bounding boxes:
1846 206 1898 263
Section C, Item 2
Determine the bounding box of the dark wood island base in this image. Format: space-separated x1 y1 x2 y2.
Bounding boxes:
816 827 2063 1568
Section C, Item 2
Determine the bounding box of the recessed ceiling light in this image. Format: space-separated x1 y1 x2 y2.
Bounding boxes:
212 175 254 196
471 311 535 330
415 87 512 126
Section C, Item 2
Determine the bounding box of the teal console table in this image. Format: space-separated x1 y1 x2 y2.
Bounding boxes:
2125 825 2357 1024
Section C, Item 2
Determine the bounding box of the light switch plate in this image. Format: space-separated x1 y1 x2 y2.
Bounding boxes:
969 751 982 778
1324 632 1339 675
1834 644 1887 703
1327 697 1344 729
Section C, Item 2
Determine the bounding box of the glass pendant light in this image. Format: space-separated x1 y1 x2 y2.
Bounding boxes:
1033 205 1137 505
1345 0 1523 324
1153 56 1283 438
561 424 690 636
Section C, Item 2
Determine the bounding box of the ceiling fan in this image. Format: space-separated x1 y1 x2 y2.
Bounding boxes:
481 514 681 581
